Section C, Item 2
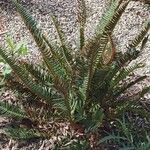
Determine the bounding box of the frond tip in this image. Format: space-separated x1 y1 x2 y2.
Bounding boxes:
76 0 87 50
129 19 150 48
0 101 27 119
4 126 41 139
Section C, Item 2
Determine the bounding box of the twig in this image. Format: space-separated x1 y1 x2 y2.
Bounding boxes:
0 31 8 36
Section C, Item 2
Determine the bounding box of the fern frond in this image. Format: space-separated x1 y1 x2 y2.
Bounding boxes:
50 14 73 70
111 63 144 88
104 0 130 33
12 0 72 80
0 101 27 119
140 86 150 97
4 126 41 139
82 0 118 59
23 61 52 85
96 0 119 36
114 47 140 68
114 75 147 97
107 48 141 90
76 0 86 50
84 1 130 100
11 0 50 58
94 0 130 68
42 35 73 78
129 19 150 48
115 100 150 119
0 47 55 104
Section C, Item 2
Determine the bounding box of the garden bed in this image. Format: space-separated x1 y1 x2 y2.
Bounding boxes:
0 0 150 149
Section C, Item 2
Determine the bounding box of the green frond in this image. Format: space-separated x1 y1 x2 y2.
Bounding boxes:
114 75 147 97
0 101 27 119
140 86 150 97
0 47 55 104
115 100 150 119
82 0 118 59
94 0 130 68
52 97 66 111
96 0 119 36
42 35 73 78
76 0 86 50
129 19 150 48
107 49 140 88
1 41 72 120
50 13 71 58
104 0 130 33
12 0 72 80
11 0 51 58
50 14 73 67
114 47 140 68
84 36 108 103
23 61 52 85
4 126 41 139
96 65 117 89
83 1 130 99
111 63 144 89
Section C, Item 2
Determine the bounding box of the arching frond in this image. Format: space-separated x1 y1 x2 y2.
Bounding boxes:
140 86 150 97
114 75 147 97
94 0 130 68
82 0 118 59
76 0 86 50
0 101 27 119
12 0 72 80
0 47 54 104
109 48 141 88
129 20 150 48
23 61 52 85
104 0 130 33
83 1 130 104
4 126 41 139
114 47 140 68
115 100 150 119
42 35 72 78
111 63 144 88
50 14 73 72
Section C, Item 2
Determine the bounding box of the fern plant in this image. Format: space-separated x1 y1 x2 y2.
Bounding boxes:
0 0 150 140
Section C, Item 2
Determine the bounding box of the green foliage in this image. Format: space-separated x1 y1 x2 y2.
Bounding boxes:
0 35 28 85
65 139 89 150
5 34 28 56
4 126 41 139
0 0 149 145
0 101 27 119
97 116 150 149
76 0 87 50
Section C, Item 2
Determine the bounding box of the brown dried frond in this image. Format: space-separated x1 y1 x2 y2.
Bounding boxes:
102 35 116 65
